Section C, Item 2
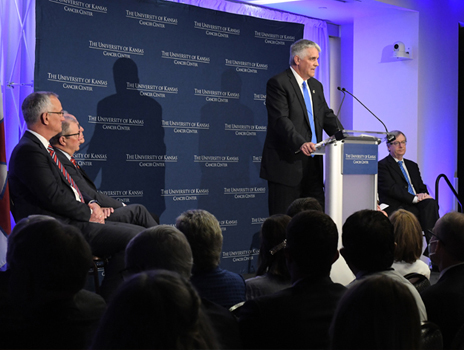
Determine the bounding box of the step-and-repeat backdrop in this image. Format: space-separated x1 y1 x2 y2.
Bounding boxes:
35 0 303 274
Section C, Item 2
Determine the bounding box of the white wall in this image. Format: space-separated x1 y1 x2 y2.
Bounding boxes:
341 0 464 215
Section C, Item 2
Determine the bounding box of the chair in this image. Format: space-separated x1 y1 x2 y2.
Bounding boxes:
421 321 443 350
88 256 108 294
404 272 431 293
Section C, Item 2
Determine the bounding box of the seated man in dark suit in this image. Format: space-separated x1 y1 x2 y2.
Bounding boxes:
421 212 464 349
175 209 246 309
238 210 346 349
0 215 106 349
378 130 439 240
124 225 242 349
49 114 158 227
8 91 153 300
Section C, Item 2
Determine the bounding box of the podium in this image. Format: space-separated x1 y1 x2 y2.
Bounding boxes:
316 130 387 285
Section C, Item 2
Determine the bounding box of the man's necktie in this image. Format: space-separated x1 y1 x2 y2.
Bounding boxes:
47 145 83 201
302 81 317 145
398 160 415 195
70 156 80 169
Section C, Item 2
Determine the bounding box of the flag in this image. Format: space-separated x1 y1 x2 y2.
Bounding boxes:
0 87 10 268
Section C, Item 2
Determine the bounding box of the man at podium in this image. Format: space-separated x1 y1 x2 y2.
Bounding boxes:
378 130 439 240
260 39 342 215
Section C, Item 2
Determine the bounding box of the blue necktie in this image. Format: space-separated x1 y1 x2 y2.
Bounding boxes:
398 160 415 195
302 81 317 144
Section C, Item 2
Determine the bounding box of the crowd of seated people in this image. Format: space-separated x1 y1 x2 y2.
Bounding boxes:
6 197 464 349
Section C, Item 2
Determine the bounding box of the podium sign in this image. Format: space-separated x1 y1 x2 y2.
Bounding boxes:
342 143 378 174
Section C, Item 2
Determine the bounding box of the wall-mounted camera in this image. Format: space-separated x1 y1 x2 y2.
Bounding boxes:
393 41 411 59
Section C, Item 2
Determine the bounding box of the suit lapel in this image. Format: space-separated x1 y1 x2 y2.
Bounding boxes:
286 69 310 127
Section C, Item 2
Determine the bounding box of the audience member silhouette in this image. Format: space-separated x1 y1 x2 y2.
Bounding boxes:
245 214 291 299
124 225 242 349
390 209 430 278
176 209 246 308
421 211 464 349
341 209 427 321
286 197 323 217
330 275 421 350
0 215 106 349
239 210 346 349
90 270 218 350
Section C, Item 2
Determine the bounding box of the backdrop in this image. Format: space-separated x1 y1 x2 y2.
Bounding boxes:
34 0 304 273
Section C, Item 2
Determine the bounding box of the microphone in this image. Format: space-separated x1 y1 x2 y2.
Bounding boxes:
336 87 346 118
338 87 395 143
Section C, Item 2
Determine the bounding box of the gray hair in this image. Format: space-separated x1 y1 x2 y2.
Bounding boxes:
289 39 321 66
21 91 58 126
176 209 223 271
387 130 406 145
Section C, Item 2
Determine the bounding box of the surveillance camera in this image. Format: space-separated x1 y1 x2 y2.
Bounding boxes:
393 41 405 52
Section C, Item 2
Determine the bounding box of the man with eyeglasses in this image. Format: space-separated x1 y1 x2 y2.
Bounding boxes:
8 91 152 301
49 113 158 227
421 212 464 348
378 130 439 242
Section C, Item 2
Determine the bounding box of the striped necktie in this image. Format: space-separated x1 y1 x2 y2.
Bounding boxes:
398 160 415 195
47 145 83 202
70 156 80 169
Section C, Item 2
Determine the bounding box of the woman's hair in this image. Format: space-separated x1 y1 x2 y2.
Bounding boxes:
330 275 421 350
256 214 291 280
91 270 218 350
389 209 423 263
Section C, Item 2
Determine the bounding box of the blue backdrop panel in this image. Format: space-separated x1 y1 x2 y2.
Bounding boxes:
35 0 303 274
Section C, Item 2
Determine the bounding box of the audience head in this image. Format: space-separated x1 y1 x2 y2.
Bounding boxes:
389 209 423 263
256 214 291 280
175 209 222 271
341 210 395 274
91 269 218 350
125 225 193 279
289 39 321 66
330 275 421 350
285 210 338 279
429 211 464 269
286 197 323 217
7 215 92 300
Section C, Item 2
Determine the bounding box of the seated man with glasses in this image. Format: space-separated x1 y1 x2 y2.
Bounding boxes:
49 113 158 228
378 130 439 242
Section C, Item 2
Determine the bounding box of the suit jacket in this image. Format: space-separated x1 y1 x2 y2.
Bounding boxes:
421 264 464 349
54 149 123 209
238 275 346 349
378 154 428 214
9 131 91 223
260 68 342 186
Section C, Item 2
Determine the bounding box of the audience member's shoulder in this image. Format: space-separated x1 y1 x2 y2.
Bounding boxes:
70 289 106 321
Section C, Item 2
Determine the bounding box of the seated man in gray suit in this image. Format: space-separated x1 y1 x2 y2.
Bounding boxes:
378 130 439 241
49 113 158 227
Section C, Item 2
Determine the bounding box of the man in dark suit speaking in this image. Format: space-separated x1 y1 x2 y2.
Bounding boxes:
378 130 439 239
260 39 342 215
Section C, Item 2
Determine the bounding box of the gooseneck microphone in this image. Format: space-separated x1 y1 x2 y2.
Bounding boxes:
336 87 346 118
337 87 395 143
